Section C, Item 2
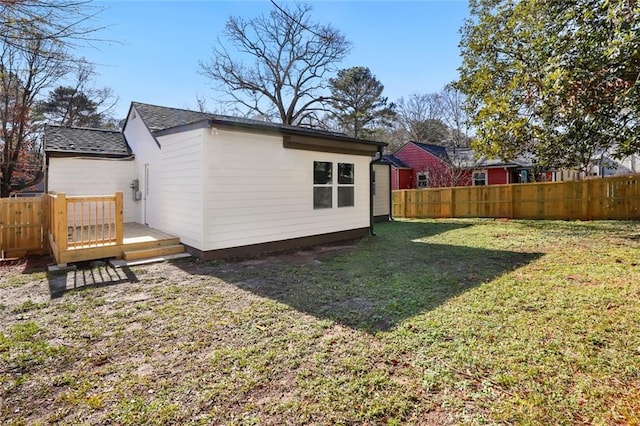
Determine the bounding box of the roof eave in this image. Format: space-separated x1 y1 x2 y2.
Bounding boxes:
45 149 133 159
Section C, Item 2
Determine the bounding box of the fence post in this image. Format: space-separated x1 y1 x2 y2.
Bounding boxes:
115 192 124 245
581 180 590 220
55 193 68 252
509 184 515 219
448 187 455 218
402 190 408 218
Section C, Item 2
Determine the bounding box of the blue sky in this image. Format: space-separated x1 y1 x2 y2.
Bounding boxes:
75 1 469 119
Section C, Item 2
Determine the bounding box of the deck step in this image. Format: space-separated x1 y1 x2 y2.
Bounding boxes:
123 244 185 260
109 252 191 268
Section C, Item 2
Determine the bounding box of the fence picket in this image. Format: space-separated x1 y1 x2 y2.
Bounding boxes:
392 175 640 221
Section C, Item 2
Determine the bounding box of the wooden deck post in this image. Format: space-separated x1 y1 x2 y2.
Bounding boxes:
55 193 68 253
115 191 124 245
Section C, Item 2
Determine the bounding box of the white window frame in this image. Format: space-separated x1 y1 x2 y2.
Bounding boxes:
337 162 355 208
313 161 355 209
313 161 333 209
472 170 488 186
417 172 428 188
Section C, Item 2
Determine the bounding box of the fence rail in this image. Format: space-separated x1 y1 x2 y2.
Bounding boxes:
392 174 640 220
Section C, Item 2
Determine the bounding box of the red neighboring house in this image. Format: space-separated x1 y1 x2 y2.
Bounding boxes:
381 155 414 189
386 141 537 189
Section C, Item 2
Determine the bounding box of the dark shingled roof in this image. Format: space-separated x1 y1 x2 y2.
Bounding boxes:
131 102 212 132
382 154 411 168
446 147 534 169
44 125 131 157
413 142 450 161
130 102 387 147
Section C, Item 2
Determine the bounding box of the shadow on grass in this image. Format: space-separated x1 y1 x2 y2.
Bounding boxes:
178 221 543 334
47 261 138 299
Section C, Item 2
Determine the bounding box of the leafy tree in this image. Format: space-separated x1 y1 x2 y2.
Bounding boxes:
199 2 351 126
37 87 101 127
457 0 640 174
35 60 117 128
327 66 395 139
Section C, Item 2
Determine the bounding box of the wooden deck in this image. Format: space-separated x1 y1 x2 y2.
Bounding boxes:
122 223 177 245
44 193 184 266
56 222 183 266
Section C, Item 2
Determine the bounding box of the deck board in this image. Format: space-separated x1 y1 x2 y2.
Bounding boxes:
122 223 177 244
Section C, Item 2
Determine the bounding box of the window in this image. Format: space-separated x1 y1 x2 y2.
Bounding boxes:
473 170 487 186
417 172 428 188
338 163 354 207
313 161 355 209
313 161 332 209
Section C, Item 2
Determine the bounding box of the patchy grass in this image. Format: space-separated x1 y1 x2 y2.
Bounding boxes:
1 219 640 424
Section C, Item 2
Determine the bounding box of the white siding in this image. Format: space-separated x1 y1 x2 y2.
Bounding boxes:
47 157 137 223
123 106 159 225
122 106 206 249
202 129 371 251
155 129 204 249
373 163 390 218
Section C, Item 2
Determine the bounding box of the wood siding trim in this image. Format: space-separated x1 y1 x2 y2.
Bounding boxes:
184 227 369 260
283 135 381 156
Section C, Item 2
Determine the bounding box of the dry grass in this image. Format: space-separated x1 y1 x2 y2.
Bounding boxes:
1 219 640 425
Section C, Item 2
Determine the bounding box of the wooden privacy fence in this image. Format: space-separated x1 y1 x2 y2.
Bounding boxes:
0 192 124 261
393 174 640 220
0 196 47 258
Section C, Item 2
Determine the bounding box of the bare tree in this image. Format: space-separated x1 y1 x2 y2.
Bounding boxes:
414 149 472 188
1 38 68 196
396 92 448 143
1 1 105 52
199 2 351 126
441 84 472 148
0 1 107 197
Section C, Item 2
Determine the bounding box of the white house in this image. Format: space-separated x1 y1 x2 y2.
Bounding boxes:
44 102 390 260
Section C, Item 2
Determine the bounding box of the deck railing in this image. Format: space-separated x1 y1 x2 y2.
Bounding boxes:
45 192 123 264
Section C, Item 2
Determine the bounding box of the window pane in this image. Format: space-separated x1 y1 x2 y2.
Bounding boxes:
314 187 332 209
338 163 354 184
473 172 486 186
314 161 332 185
417 173 428 188
338 187 354 207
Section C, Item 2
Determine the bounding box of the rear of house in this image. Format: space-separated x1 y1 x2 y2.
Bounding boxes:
46 102 389 261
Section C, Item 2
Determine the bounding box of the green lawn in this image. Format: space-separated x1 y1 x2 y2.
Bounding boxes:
1 219 640 425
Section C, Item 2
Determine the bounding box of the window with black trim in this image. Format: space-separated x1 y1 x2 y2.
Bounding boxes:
313 161 332 209
338 163 354 207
